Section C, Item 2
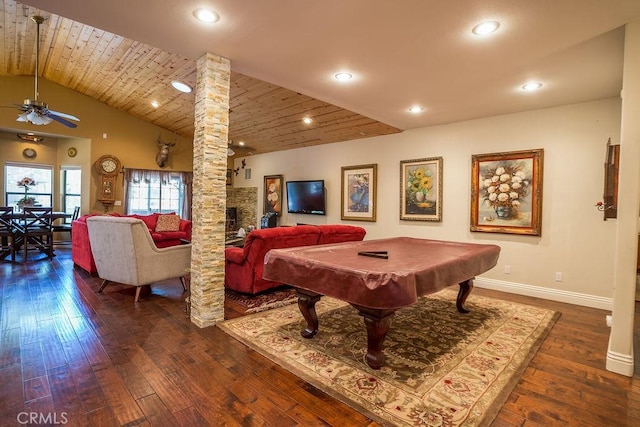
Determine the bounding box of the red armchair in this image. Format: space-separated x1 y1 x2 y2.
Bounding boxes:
225 224 366 294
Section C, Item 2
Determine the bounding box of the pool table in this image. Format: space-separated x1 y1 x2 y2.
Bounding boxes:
263 237 501 369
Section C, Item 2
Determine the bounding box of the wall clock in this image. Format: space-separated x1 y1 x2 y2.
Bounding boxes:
22 147 37 159
95 154 122 207
67 147 77 158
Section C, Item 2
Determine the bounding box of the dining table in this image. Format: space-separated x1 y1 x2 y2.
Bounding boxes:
0 210 72 261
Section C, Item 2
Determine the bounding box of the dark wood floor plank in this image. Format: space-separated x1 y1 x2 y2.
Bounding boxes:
164 367 238 423
172 406 212 426
0 327 21 369
23 375 52 402
136 393 180 425
92 366 146 425
129 349 193 414
114 361 155 401
20 340 47 380
60 339 111 415
0 364 25 416
40 336 69 371
1 248 639 426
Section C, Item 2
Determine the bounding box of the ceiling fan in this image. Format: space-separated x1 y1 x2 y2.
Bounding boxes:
228 140 255 157
15 16 80 128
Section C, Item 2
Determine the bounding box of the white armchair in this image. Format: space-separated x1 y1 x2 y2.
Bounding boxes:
86 216 191 303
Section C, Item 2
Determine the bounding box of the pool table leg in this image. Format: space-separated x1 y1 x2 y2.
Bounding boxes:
296 289 322 338
353 305 396 370
456 279 474 313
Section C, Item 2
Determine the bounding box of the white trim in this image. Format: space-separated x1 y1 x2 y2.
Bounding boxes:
606 335 634 377
474 276 613 310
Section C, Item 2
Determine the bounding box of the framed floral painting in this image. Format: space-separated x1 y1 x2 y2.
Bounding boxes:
341 164 377 221
400 157 443 221
470 149 544 235
263 175 283 214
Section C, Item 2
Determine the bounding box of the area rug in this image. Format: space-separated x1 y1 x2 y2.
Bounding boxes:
219 288 559 426
224 286 297 314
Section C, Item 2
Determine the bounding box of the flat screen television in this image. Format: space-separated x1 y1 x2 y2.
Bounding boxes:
286 180 326 215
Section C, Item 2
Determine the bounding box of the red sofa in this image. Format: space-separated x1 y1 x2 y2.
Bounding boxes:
225 224 366 294
72 212 192 274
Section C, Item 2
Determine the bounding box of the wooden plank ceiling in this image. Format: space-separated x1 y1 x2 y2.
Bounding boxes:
0 0 401 155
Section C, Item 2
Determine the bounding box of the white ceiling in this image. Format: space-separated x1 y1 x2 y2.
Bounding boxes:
15 0 640 132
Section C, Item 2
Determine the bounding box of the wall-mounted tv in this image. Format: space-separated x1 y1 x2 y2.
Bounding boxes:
286 180 326 215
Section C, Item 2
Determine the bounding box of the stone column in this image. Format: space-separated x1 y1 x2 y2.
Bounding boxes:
190 52 230 327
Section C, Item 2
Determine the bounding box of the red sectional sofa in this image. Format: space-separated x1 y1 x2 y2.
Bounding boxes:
225 224 367 294
72 212 192 274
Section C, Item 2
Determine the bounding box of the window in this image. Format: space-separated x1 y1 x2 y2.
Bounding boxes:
125 170 186 216
5 163 53 208
61 167 81 222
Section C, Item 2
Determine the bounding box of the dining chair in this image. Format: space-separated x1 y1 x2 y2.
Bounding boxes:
22 207 54 261
53 206 80 246
0 207 17 263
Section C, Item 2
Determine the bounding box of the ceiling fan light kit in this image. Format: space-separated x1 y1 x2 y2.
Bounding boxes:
17 133 44 143
14 16 80 128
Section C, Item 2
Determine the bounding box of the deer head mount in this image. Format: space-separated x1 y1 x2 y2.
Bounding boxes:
155 136 176 168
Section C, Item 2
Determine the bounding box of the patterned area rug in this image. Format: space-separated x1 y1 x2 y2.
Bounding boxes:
219 288 559 426
224 286 298 314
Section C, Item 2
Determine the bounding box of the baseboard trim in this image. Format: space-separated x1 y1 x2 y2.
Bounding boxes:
474 277 613 311
606 336 635 377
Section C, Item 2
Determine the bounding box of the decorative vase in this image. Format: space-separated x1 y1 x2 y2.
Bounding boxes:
495 206 512 219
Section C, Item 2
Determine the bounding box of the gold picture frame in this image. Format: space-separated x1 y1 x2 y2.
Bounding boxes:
470 149 544 235
341 164 377 222
264 175 283 215
400 157 443 221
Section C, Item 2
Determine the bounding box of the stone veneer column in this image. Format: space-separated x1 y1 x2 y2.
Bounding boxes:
190 52 230 327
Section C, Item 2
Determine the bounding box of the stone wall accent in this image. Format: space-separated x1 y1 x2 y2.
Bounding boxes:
190 52 230 328
227 187 258 230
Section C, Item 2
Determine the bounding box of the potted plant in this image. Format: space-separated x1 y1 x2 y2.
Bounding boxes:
17 177 37 209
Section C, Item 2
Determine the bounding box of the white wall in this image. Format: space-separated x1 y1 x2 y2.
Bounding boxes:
233 98 622 306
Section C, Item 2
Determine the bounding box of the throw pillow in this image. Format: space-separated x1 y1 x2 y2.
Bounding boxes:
155 214 181 232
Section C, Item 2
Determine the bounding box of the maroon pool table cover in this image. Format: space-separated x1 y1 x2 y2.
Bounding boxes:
263 237 501 309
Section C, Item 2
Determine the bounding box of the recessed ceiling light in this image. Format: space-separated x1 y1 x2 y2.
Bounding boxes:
237 141 245 146
334 72 353 82
302 117 313 124
171 80 192 93
472 21 500 36
193 8 220 23
522 82 543 91
151 100 160 108
408 106 424 114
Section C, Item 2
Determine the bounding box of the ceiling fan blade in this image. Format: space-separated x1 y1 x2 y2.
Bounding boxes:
48 109 80 122
47 112 78 128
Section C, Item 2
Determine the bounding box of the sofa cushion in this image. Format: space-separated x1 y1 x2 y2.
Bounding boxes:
155 214 181 232
150 232 165 241
133 213 161 230
158 231 188 240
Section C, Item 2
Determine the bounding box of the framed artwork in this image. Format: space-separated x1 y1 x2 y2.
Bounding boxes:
400 157 443 221
226 169 232 186
264 175 283 214
602 139 619 220
470 148 544 235
341 164 377 222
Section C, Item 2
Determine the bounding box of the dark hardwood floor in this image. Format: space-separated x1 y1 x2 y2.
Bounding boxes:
1 248 639 426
